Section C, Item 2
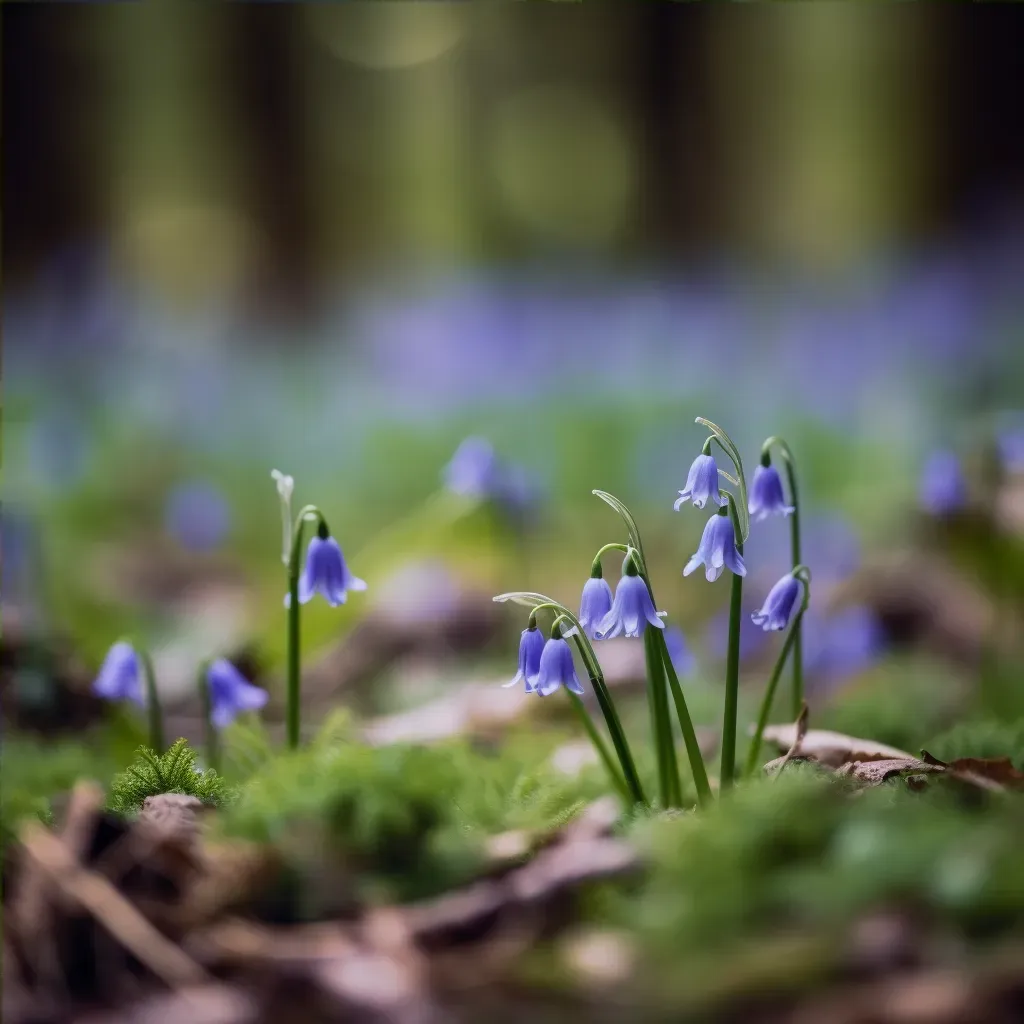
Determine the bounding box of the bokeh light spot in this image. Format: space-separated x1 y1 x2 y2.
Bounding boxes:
308 5 465 70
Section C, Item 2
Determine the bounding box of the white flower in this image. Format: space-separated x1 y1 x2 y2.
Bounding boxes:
271 469 295 565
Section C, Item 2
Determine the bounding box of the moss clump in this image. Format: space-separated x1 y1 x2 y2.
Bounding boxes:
107 738 232 815
220 727 607 910
589 764 1024 1010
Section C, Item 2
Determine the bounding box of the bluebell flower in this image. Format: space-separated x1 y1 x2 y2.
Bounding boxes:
674 453 726 511
684 510 746 583
664 626 696 676
93 641 143 705
748 464 795 522
919 450 966 515
578 577 614 639
165 480 231 552
597 567 664 639
443 437 501 499
532 638 585 697
206 658 268 729
287 534 367 607
502 626 545 692
751 572 803 632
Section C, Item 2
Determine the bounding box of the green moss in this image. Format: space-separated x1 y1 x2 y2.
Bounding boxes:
107 738 233 815
588 765 1024 1009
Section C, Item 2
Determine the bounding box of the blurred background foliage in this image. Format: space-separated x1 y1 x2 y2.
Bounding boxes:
3 3 1024 796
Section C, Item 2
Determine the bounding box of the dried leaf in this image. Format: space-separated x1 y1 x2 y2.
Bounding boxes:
836 758 942 786
761 724 914 768
921 751 1024 792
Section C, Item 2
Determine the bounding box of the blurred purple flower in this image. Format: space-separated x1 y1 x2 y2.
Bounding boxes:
164 481 231 552
287 534 367 608
684 511 746 583
92 641 143 706
502 626 545 693
674 453 726 511
751 573 802 632
706 605 769 662
206 658 268 729
443 437 501 499
597 571 664 639
748 465 795 523
998 426 1024 473
578 577 614 639
664 626 696 676
919 450 966 516
532 638 584 697
804 606 883 684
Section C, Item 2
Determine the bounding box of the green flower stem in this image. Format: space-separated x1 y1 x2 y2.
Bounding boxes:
744 607 807 778
571 634 648 808
762 437 804 718
197 659 219 773
528 598 647 807
138 648 164 754
654 629 713 808
286 504 324 750
564 689 632 804
720 495 745 791
644 625 681 807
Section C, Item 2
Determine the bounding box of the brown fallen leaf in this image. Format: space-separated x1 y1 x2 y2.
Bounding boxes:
761 724 914 768
921 751 1024 792
836 758 943 786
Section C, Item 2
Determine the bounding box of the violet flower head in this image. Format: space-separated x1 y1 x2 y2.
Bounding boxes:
751 572 803 632
578 576 614 639
919 450 966 516
92 641 143 705
804 606 883 685
502 626 545 693
206 658 268 729
748 464 795 522
532 637 584 697
684 509 746 583
443 437 500 499
287 533 367 607
597 560 664 639
674 453 727 511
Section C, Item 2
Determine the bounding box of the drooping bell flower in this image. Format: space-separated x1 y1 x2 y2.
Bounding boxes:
748 463 795 522
93 641 144 705
287 528 367 607
443 437 501 499
532 637 585 697
502 625 546 693
751 572 803 632
578 575 614 639
206 658 268 729
597 555 665 639
684 507 747 583
674 453 727 511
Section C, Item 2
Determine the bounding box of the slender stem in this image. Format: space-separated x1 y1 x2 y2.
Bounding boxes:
655 629 713 807
197 659 219 773
744 609 806 778
720 496 745 791
564 689 632 804
644 626 680 808
572 635 647 807
138 648 164 754
285 506 322 750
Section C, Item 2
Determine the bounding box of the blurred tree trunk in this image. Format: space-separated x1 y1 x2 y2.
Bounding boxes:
706 4 939 276
96 1 245 308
